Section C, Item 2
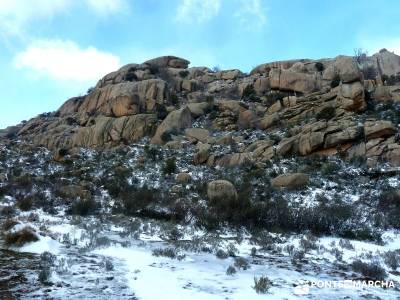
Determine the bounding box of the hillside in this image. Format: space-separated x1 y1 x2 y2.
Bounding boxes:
1 50 400 299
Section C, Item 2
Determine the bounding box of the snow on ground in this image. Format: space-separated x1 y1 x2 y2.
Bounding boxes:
3 209 400 299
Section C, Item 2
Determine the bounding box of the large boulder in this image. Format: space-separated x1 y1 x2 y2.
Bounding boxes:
271 173 309 189
70 114 157 148
207 180 238 201
324 56 361 83
193 143 211 165
337 81 366 111
185 128 210 143
364 120 396 140
151 107 192 145
372 49 400 77
270 69 319 94
144 56 190 69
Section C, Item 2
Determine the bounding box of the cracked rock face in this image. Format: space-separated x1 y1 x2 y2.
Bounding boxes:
2 52 400 167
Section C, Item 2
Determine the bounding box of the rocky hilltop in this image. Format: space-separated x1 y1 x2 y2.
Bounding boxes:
2 50 400 167
2 50 400 299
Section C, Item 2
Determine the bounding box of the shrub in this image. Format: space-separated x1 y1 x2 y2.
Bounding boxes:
226 265 237 275
144 145 162 161
330 74 341 88
234 257 250 270
68 198 98 216
315 62 324 72
16 196 33 211
104 258 114 271
384 251 399 271
1 206 15 216
316 106 336 121
38 267 51 284
216 249 229 259
299 235 318 252
163 157 177 175
351 260 387 280
263 91 288 107
339 239 354 250
377 189 400 228
253 276 272 294
152 247 185 260
4 227 39 246
2 218 18 231
242 85 259 102
121 185 155 215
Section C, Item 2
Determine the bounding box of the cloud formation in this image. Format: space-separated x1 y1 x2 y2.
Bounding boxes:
0 0 127 37
235 0 267 30
176 0 221 23
14 39 121 82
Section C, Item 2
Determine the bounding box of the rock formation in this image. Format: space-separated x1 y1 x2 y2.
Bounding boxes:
2 50 400 167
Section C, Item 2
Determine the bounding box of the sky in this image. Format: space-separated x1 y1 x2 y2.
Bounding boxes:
1 0 400 129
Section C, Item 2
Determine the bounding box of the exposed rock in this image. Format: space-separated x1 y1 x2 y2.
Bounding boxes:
270 69 319 94
328 56 361 83
364 120 396 140
337 81 365 111
176 172 191 184
187 102 212 118
271 173 309 189
215 152 253 167
144 56 190 69
258 113 280 130
193 143 211 165
207 180 238 201
185 128 210 143
151 107 192 145
372 49 400 77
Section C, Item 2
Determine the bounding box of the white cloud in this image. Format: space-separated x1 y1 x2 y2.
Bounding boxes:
176 0 221 23
235 0 266 30
0 0 69 36
85 0 128 16
14 39 121 82
0 0 127 37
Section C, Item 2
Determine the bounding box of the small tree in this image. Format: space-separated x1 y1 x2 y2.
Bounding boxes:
163 157 177 175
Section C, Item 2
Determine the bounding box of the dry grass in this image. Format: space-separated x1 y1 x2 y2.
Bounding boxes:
4 227 39 247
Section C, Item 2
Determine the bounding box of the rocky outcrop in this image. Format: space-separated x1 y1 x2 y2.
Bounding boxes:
151 107 192 145
4 52 400 167
207 180 238 201
272 173 309 189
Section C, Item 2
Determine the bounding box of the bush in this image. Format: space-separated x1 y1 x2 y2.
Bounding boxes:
68 198 98 216
216 249 229 259
121 185 156 215
226 265 237 275
351 260 387 280
315 62 324 72
144 145 162 161
4 227 39 246
16 196 33 211
316 106 336 121
263 91 288 107
152 247 185 260
2 218 18 231
378 189 400 228
163 157 177 175
253 276 272 294
330 74 341 88
234 257 250 270
38 267 51 284
384 251 399 271
242 85 259 102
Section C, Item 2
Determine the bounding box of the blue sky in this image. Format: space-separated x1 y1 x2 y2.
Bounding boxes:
1 0 400 129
